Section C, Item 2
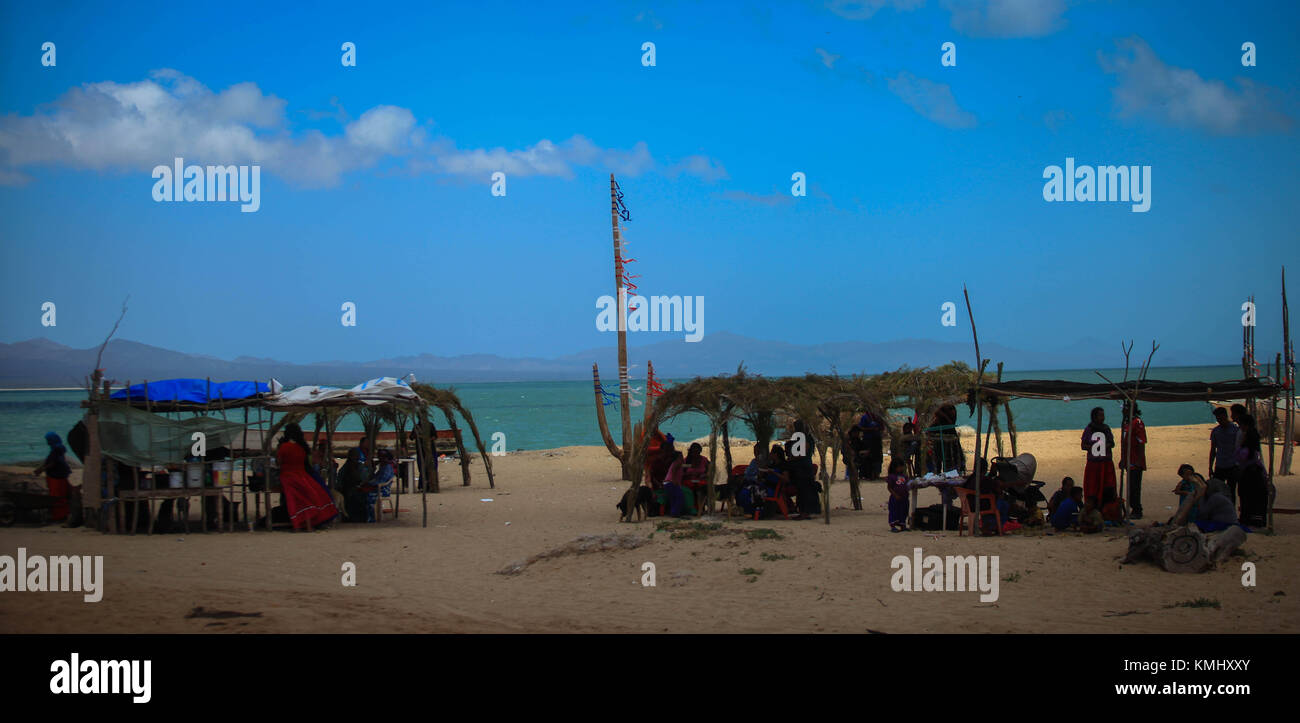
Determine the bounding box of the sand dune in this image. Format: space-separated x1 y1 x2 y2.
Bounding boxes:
1 424 1296 634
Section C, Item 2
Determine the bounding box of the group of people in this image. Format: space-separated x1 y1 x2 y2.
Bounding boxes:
271 424 406 531
644 433 711 516
1046 401 1270 533
736 435 822 519
640 423 825 520
1046 476 1122 533
1207 404 1270 527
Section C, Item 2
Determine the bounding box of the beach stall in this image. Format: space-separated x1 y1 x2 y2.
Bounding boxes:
259 377 495 528
81 377 278 534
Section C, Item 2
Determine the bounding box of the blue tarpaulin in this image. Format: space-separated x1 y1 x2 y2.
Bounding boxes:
111 379 272 405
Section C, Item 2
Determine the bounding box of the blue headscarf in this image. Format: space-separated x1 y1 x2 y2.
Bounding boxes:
45 431 62 447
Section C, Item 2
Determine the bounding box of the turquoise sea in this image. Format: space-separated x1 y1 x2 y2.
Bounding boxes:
0 365 1248 464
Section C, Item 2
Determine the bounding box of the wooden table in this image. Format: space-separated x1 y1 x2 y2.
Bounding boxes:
116 486 240 534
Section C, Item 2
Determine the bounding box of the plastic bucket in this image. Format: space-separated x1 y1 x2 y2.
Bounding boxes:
168 471 184 489
212 461 233 487
186 463 205 488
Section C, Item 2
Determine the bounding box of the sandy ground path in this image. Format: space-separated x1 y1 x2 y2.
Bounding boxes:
1 425 1297 634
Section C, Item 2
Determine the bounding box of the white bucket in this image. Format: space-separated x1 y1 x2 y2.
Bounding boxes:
186 463 205 488
168 471 184 489
212 460 233 487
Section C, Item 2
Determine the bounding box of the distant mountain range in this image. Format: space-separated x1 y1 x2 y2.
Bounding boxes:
0 334 1235 388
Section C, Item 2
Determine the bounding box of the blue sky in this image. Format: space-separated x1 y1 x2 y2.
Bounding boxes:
0 0 1297 367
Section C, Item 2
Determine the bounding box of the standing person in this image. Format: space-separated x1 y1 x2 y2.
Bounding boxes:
783 435 820 519
32 431 72 523
1208 407 1241 502
886 459 909 532
277 423 338 532
1080 407 1116 508
1120 403 1147 519
1235 414 1269 527
859 412 884 480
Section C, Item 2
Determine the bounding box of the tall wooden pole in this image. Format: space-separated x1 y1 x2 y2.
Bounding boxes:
1282 267 1294 476
963 285 985 535
611 174 632 480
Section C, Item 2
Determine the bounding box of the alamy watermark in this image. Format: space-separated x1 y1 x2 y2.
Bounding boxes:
1 547 103 602
152 157 261 213
50 653 150 703
596 290 704 342
1042 157 1150 213
890 547 999 602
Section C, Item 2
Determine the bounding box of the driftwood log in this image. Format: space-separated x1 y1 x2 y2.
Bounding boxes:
1122 525 1246 573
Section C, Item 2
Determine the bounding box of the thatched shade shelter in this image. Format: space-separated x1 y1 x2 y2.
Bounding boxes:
623 364 978 524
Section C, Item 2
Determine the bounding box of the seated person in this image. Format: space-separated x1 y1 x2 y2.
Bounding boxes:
660 439 688 517
1047 477 1075 517
962 458 1008 529
1078 497 1105 534
764 445 792 498
1169 464 1207 527
336 448 371 521
647 432 673 491
1051 486 1083 531
1195 489 1239 533
680 442 710 508
1100 487 1126 523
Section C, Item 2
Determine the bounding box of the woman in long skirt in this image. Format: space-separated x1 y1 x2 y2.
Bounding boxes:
277 423 338 531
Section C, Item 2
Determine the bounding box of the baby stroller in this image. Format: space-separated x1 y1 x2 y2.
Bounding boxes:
990 454 1047 518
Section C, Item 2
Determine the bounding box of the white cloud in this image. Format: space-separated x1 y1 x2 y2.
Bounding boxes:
669 154 729 183
942 0 1066 38
0 71 724 186
1099 36 1292 135
886 71 977 128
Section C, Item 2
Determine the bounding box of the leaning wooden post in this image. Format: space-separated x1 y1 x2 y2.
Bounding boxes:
440 405 472 487
1269 354 1279 531
83 370 104 530
964 285 986 535
264 409 274 531
419 411 428 527
1282 267 1294 476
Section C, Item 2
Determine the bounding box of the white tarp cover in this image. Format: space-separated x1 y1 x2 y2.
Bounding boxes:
263 377 420 410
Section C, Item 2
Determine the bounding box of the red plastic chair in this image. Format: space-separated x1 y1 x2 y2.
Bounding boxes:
758 473 793 521
954 487 1002 536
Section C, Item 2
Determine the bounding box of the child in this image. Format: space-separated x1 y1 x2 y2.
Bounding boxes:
1051 486 1082 531
1170 463 1207 527
1079 497 1105 534
1047 476 1075 517
886 459 909 532
1100 487 1126 523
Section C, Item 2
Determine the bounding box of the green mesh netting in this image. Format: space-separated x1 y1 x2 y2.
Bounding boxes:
97 404 252 467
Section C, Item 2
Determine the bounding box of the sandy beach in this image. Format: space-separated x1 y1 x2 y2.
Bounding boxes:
1 423 1296 634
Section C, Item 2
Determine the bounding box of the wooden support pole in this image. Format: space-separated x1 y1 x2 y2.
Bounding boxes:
611 174 633 481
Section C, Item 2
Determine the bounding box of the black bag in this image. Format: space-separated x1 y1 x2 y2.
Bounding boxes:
914 503 962 530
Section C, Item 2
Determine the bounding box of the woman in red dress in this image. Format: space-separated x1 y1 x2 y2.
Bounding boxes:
278 423 338 531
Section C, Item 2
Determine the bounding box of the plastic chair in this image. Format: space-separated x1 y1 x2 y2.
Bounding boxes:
371 463 397 521
758 472 793 521
954 487 1001 536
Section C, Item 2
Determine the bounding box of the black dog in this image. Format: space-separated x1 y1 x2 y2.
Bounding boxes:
616 485 654 522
